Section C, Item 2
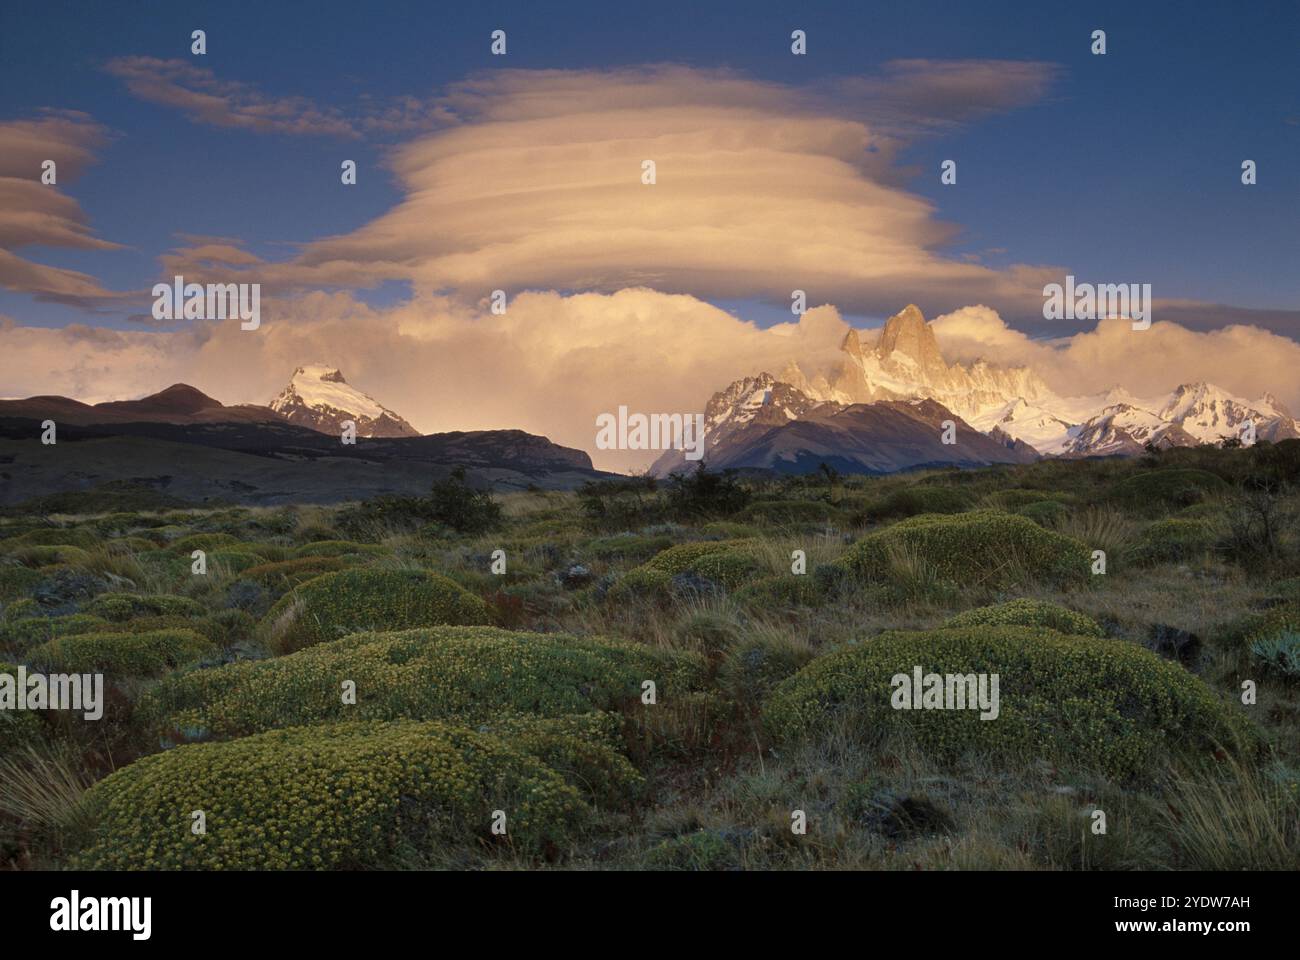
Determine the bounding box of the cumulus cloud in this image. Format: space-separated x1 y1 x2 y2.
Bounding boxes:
931 305 1300 407
0 113 125 306
157 62 1065 319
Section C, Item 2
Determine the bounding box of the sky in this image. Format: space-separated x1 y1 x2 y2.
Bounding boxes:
1 0 1298 467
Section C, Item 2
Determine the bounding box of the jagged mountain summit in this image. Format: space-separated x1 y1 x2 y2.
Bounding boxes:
269 365 419 438
653 304 1299 475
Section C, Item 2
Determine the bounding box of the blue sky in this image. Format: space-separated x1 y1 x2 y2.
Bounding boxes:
1 0 1297 333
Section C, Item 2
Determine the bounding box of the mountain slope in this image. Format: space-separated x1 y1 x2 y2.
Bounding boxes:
679 397 1037 474
682 304 1300 470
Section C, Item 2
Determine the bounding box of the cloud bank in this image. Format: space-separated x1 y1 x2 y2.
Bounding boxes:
6 291 1299 471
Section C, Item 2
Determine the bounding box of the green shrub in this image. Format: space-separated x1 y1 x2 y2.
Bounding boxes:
641 540 760 590
206 549 265 574
0 565 45 603
1125 518 1218 565
764 626 1257 779
1250 631 1300 683
864 486 972 521
84 593 205 622
942 599 1104 638
739 500 840 524
646 830 739 870
1017 500 1068 527
427 467 503 533
1107 469 1229 512
9 528 100 548
241 556 347 588
170 533 243 555
27 628 211 676
733 575 824 608
139 625 708 740
606 566 674 604
71 720 595 869
578 476 664 531
8 545 92 568
0 660 46 750
586 533 676 562
262 568 491 653
291 540 387 559
719 635 815 708
665 465 751 520
839 511 1091 588
0 613 113 656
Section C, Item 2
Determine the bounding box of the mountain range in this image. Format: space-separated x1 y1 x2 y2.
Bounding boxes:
652 304 1299 475
0 373 606 506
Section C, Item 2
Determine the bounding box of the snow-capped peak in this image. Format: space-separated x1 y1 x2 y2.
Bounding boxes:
270 365 419 438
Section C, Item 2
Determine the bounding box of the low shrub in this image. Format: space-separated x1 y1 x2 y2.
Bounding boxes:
71 720 594 869
739 500 841 524
1106 468 1229 513
0 613 113 656
84 593 205 622
1017 499 1069 527
942 599 1105 638
763 626 1257 779
27 628 211 676
838 511 1091 588
732 575 824 608
139 625 709 739
261 568 491 653
640 540 761 590
863 486 972 521
1125 518 1219 565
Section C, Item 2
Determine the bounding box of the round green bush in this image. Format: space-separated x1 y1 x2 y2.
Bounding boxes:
1125 518 1218 565
240 556 347 589
84 593 205 622
865 486 972 520
71 720 595 869
942 599 1104 638
0 613 113 656
169 533 243 555
718 635 815 709
763 626 1257 779
606 566 674 604
9 545 92 568
1106 469 1228 512
1017 499 1068 528
0 565 45 603
139 625 709 740
739 500 841 524
732 575 824 608
262 568 491 652
27 628 212 676
205 549 265 575
641 539 761 590
9 528 100 548
838 511 1091 587
0 661 45 751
